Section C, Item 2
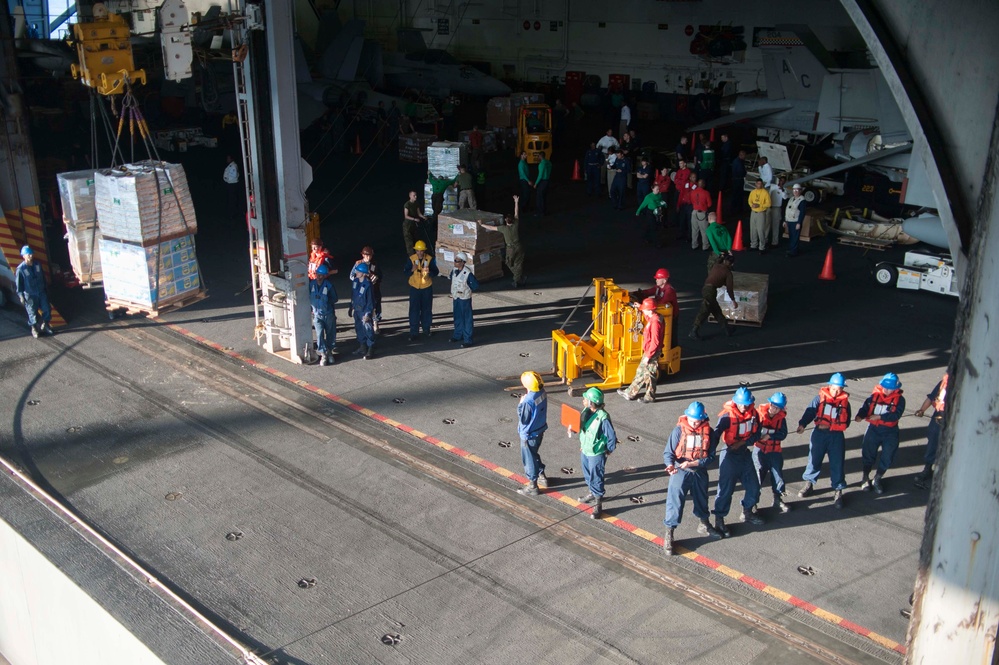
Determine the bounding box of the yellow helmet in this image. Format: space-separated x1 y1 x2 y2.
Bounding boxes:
414 240 428 251
520 371 543 392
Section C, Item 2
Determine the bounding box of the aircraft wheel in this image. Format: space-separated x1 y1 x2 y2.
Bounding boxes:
874 264 898 287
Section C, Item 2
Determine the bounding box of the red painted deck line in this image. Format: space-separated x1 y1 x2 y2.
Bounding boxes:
165 323 907 655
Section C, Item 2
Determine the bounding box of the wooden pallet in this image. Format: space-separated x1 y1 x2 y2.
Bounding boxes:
837 236 892 250
106 289 208 319
709 314 765 328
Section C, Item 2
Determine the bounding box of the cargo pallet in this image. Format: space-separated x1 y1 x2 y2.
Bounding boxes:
106 289 208 319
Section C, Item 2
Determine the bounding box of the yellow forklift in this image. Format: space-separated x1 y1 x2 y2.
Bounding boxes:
551 279 681 396
516 104 553 164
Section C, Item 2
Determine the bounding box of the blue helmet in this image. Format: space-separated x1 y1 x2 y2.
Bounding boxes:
684 401 707 421
733 386 755 406
354 262 369 274
315 264 329 276
20 245 33 256
880 372 900 390
769 392 787 409
829 372 846 387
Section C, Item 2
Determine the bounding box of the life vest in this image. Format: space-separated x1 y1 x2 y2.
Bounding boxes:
754 404 786 453
579 409 611 456
815 387 850 431
718 401 758 449
408 254 434 289
308 248 332 280
674 416 712 460
866 385 903 427
933 373 948 413
785 196 804 223
451 266 473 300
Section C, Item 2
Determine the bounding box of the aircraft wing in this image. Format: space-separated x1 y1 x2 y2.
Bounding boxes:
785 143 913 188
686 106 794 132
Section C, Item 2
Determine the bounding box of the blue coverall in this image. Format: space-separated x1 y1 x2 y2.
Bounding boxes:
752 412 789 498
15 260 50 329
309 277 338 355
712 413 761 518
858 391 906 476
351 277 375 351
518 390 548 482
799 396 852 490
584 148 603 197
663 424 717 529
610 157 630 210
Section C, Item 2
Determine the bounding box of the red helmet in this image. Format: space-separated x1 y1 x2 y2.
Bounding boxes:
640 297 657 312
654 268 670 280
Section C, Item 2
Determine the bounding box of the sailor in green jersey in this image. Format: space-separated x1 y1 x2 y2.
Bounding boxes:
577 387 618 519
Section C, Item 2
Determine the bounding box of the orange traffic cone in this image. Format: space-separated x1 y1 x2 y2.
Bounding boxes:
732 219 746 251
818 247 837 280
716 191 724 225
571 159 583 181
353 134 362 155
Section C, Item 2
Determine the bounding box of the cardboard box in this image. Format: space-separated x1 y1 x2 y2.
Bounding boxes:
436 243 505 283
457 129 497 153
427 141 468 179
716 271 769 324
57 170 97 222
783 208 823 243
100 234 201 308
95 161 197 245
423 182 458 217
486 97 512 128
65 218 102 284
437 209 506 251
399 133 438 163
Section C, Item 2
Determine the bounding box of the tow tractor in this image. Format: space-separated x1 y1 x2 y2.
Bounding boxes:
874 250 960 298
551 278 681 396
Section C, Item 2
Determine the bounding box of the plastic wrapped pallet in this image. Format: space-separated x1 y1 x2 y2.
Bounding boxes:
100 234 201 309
57 170 97 222
457 130 497 153
65 218 102 284
437 210 506 251
422 182 458 217
94 161 197 245
427 141 468 178
510 91 545 118
486 97 512 128
436 243 505 283
399 133 437 163
716 272 769 324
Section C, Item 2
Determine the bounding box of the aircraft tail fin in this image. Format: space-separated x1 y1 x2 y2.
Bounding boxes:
758 25 835 102
396 28 428 54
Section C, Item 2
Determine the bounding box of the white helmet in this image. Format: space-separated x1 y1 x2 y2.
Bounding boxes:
455 252 469 263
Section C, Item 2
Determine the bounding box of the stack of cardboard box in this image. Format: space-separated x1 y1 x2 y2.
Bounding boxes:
435 210 507 282
57 170 102 285
93 161 203 311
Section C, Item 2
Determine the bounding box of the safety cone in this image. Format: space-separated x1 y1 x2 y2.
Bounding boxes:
818 247 837 280
571 159 583 181
709 127 716 142
716 191 724 225
732 220 746 251
353 134 362 155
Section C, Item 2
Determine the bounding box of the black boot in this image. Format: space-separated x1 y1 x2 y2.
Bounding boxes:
688 326 701 341
714 516 730 538
590 498 603 519
860 470 872 491
833 489 844 509
774 493 790 513
697 518 722 539
517 481 539 496
663 527 675 556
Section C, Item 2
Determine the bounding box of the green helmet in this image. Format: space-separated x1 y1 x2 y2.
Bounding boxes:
583 387 604 405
